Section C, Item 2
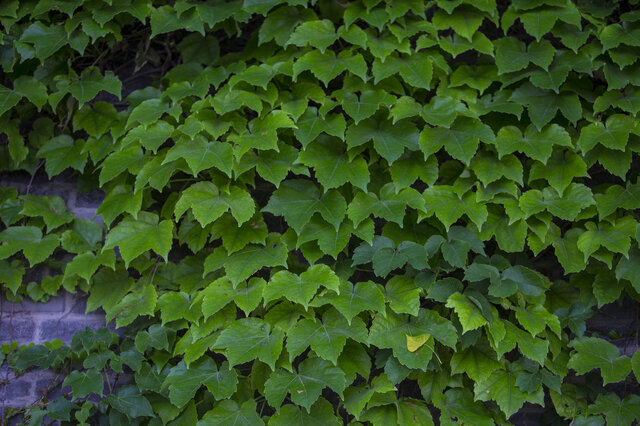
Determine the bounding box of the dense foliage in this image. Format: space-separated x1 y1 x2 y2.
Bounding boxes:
2 0 640 424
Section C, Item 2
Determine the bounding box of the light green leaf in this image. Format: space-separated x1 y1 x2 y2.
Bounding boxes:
346 118 420 164
297 136 369 192
175 182 254 227
62 369 103 398
264 179 346 232
162 359 238 408
198 400 264 426
293 50 367 85
264 264 339 309
37 135 88 178
203 234 288 286
264 357 346 412
287 20 337 53
214 317 284 370
446 292 488 334
201 277 265 317
310 279 386 324
287 308 368 364
494 123 572 164
164 136 233 177
420 117 494 164
568 337 631 385
103 212 174 267
0 226 59 266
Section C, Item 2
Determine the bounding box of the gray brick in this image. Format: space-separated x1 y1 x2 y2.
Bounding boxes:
0 318 35 342
1 296 65 314
71 207 101 224
38 319 105 344
35 377 63 401
0 371 33 399
75 189 105 208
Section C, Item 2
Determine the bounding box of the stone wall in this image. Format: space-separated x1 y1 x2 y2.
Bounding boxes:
0 171 107 417
0 293 109 411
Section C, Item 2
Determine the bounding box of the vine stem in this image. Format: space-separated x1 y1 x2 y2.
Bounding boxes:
2 159 45 425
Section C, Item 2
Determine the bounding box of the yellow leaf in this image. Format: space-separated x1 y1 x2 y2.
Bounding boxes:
406 333 431 352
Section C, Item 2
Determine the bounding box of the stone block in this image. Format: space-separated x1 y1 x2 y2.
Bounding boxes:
38 318 105 344
0 318 35 343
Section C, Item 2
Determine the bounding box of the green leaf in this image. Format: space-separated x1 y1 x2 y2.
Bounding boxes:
529 150 588 196
371 53 433 90
420 117 495 164
568 337 631 384
37 135 88 178
157 291 198 325
0 226 59 266
587 393 640 426
433 6 484 40
297 136 369 192
596 182 640 220
446 292 488 334
61 369 103 398
422 186 488 230
470 152 523 186
264 357 346 412
109 284 157 328
494 123 572 164
0 85 22 116
229 111 297 159
579 114 633 153
264 179 346 232
516 304 561 337
346 118 419 164
164 136 233 177
268 399 341 426
510 83 581 129
474 364 538 418
334 88 395 124
18 22 68 61
390 153 438 190
347 184 424 227
264 264 340 309
369 309 457 369
214 318 284 370
259 6 316 45
287 308 368 364
103 212 174 267
201 277 265 317
519 184 595 221
385 275 421 316
162 359 238 408
287 20 337 53
203 234 288 286
293 50 367 85
293 107 347 148
451 343 502 382
21 195 73 231
211 213 268 255
577 217 636 261
175 182 254 227
13 75 47 109
96 184 143 227
99 146 145 186
106 385 154 419
198 400 264 426
310 279 386 324
494 37 554 73
63 67 122 104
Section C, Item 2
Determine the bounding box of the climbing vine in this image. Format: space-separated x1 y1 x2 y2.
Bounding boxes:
2 0 640 424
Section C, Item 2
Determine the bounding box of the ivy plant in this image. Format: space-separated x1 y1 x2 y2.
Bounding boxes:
1 0 640 424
